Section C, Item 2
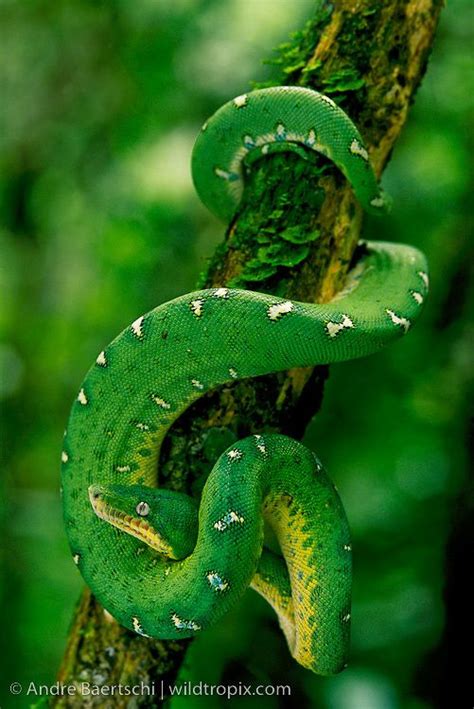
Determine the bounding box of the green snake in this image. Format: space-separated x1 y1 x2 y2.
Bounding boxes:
61 87 428 676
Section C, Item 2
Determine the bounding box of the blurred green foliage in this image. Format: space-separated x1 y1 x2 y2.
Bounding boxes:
0 1 472 707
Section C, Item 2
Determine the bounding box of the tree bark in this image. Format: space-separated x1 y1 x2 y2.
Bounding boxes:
55 0 443 705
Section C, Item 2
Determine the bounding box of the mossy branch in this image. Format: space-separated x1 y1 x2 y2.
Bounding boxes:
55 1 443 705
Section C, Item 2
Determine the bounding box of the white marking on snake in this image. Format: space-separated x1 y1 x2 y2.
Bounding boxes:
229 368 238 379
386 309 411 332
243 134 255 149
116 465 130 473
73 554 80 565
267 301 294 321
151 395 171 410
207 572 229 593
96 350 107 366
61 451 69 463
77 388 88 405
370 196 385 209
227 449 243 461
191 379 204 390
320 95 336 107
214 167 239 182
411 290 424 304
213 287 229 298
132 616 151 637
344 544 352 552
276 123 286 139
254 435 267 456
135 422 149 432
326 314 354 338
418 271 429 288
190 299 204 318
131 316 144 339
233 94 248 108
342 613 351 623
306 129 316 147
313 140 331 157
350 139 369 161
171 613 201 631
213 510 245 532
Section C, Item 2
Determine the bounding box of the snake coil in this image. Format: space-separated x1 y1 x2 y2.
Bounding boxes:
62 87 428 675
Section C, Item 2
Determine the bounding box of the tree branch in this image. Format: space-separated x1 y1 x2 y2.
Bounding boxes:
55 1 443 704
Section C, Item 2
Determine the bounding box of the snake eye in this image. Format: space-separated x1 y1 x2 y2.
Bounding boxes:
136 501 150 517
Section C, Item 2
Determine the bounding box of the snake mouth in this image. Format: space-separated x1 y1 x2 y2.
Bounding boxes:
88 485 175 556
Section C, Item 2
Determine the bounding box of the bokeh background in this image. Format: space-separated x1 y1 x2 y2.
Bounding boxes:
1 1 472 707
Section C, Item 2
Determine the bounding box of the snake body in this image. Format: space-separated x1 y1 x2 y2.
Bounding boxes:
62 87 428 675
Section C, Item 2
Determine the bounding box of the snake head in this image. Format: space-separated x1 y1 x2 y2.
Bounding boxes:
88 484 198 560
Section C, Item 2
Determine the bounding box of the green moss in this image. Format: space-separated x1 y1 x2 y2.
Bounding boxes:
199 145 331 291
283 60 306 75
337 8 382 73
280 225 320 244
322 68 365 94
234 261 278 283
301 60 323 79
252 0 334 90
257 242 311 267
199 1 385 293
250 0 382 133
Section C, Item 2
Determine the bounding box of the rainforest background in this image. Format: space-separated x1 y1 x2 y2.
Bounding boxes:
0 1 472 707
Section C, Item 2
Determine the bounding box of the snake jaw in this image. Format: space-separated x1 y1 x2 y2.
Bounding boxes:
88 485 177 558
